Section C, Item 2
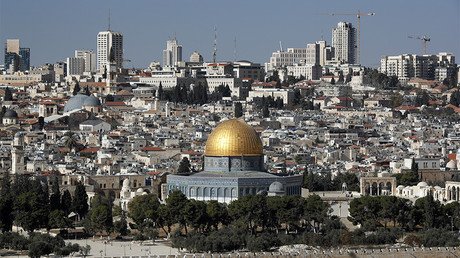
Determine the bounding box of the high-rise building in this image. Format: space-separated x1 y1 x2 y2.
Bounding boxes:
97 31 123 73
332 22 357 64
190 51 203 63
66 57 86 76
380 53 456 82
18 48 30 71
4 39 30 72
162 38 182 67
75 50 96 73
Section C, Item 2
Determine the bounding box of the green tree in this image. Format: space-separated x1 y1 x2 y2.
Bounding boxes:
63 131 79 152
14 180 49 233
345 73 352 83
206 200 229 230
72 182 88 219
3 87 13 101
303 194 330 232
87 193 113 234
61 189 72 215
331 173 360 192
28 240 53 258
450 90 460 107
184 199 208 232
49 176 61 211
128 194 160 227
234 102 243 118
177 157 191 174
72 82 80 96
48 210 72 229
114 212 129 236
0 172 13 232
337 73 344 84
157 82 164 100
330 77 336 85
166 190 189 234
262 104 269 118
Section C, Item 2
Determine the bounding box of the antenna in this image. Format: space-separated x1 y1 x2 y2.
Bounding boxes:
108 9 111 31
213 26 217 63
234 36 237 62
279 41 283 52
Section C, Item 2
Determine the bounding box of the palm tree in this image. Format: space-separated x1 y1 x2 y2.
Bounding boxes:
63 131 79 152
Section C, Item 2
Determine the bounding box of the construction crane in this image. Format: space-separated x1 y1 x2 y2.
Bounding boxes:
324 10 375 64
408 35 430 55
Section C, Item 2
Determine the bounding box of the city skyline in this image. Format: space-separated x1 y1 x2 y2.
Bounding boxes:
1 0 459 68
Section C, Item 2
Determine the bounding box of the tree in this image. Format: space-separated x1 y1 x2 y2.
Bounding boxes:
177 157 191 174
3 87 13 101
0 172 13 232
128 194 160 227
114 212 128 236
72 82 80 96
63 131 79 152
206 201 229 230
72 182 88 220
337 73 344 84
37 116 45 130
61 190 72 215
49 176 61 211
14 180 50 233
234 102 243 118
450 90 460 107
28 240 54 258
48 210 72 229
158 82 164 100
415 90 430 106
345 73 352 83
331 173 360 192
166 190 189 234
87 193 113 234
330 77 336 85
105 94 114 102
184 199 208 233
262 104 269 118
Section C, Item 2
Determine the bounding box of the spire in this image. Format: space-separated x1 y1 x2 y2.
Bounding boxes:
212 26 217 63
108 8 111 31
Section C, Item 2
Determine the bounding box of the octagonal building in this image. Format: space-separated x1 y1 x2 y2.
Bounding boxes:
166 119 303 203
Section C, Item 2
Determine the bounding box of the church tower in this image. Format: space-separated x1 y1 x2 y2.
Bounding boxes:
11 132 25 174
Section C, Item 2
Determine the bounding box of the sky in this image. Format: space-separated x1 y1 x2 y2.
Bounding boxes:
1 0 459 68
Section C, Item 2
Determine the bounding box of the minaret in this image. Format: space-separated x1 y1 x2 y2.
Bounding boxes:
154 87 160 111
106 47 118 94
165 102 171 117
11 132 25 175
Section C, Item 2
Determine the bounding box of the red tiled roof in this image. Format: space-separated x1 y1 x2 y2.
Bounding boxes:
141 146 165 152
79 147 100 154
105 101 126 106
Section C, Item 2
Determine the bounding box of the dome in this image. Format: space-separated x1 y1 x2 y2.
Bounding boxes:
269 181 284 193
136 188 144 193
3 109 18 118
447 159 457 169
417 182 428 187
205 119 263 157
64 94 89 112
83 95 101 107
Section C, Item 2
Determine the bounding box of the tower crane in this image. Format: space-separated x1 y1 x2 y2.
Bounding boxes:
408 35 430 55
324 10 375 64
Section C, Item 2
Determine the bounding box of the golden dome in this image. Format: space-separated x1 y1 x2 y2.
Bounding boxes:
205 119 263 157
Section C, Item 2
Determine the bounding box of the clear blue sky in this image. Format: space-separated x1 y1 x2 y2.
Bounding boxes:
1 0 459 68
